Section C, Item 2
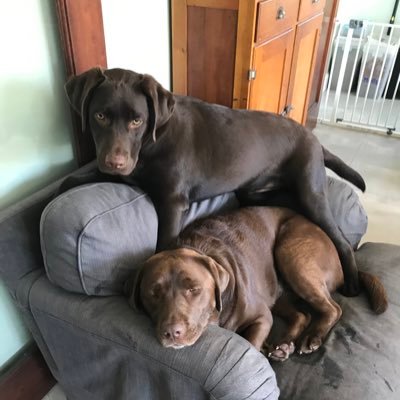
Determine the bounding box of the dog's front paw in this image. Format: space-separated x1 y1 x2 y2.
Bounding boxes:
263 342 295 362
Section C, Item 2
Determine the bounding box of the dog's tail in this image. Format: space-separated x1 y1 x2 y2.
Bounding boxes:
322 146 366 192
359 270 388 314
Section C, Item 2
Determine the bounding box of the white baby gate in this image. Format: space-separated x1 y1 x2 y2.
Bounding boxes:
319 19 400 137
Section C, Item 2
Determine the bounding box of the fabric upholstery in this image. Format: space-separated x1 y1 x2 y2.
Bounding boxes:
0 160 95 298
326 177 368 249
0 184 56 300
40 184 238 296
41 183 158 296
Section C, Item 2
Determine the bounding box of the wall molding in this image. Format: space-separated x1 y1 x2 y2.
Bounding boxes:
0 345 56 400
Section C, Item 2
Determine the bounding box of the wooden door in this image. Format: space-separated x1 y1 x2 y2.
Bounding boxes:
186 5 238 106
248 29 295 114
171 0 240 107
286 12 324 124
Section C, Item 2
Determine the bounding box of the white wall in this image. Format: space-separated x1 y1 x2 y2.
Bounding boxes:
337 0 400 23
101 0 171 89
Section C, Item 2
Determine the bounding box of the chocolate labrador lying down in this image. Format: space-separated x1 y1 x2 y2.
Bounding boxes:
126 207 387 360
65 68 365 295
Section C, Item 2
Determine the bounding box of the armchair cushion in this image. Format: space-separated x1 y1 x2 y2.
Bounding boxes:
325 176 367 249
40 183 238 296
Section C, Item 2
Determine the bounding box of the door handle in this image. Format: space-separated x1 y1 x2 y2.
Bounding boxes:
281 105 294 117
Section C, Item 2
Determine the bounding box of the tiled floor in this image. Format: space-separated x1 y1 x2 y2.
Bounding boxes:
41 123 400 400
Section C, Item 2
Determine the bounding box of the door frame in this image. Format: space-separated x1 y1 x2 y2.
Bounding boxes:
55 0 107 165
306 0 340 129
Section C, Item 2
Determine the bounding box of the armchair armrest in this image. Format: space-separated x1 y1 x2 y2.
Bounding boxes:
0 161 96 299
29 276 279 400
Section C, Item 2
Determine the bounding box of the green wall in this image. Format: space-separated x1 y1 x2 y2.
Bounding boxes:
0 0 77 369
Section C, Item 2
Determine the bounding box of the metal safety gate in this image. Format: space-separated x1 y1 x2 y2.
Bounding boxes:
319 19 400 136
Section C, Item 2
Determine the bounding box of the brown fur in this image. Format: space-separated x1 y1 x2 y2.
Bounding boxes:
126 207 387 359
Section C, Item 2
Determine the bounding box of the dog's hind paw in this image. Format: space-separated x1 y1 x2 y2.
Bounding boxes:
298 336 322 355
265 342 295 362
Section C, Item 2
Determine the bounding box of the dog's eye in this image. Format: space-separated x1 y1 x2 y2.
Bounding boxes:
150 284 162 299
94 112 105 121
188 287 201 295
129 118 143 129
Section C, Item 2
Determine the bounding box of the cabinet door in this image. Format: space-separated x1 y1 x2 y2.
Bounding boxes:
249 29 295 114
286 12 323 124
186 5 238 106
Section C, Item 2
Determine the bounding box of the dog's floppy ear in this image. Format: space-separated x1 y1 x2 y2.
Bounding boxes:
140 74 175 142
201 256 230 312
64 67 105 131
124 268 144 312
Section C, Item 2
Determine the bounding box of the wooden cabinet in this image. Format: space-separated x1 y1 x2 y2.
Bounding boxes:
249 29 295 114
287 12 324 123
172 0 326 125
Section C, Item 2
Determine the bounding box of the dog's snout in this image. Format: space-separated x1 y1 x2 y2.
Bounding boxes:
163 323 186 340
105 154 127 170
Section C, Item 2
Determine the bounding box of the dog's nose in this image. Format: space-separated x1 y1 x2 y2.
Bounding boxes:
105 154 127 170
163 323 185 340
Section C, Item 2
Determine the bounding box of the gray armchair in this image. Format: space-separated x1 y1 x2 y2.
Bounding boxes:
1 165 399 400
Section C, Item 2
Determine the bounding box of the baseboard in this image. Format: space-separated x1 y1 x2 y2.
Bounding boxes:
0 344 56 400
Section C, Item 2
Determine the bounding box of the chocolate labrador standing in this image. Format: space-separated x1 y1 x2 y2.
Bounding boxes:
64 68 365 295
125 207 387 359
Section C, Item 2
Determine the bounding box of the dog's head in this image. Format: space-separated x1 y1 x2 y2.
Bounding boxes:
65 67 175 176
125 248 229 349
